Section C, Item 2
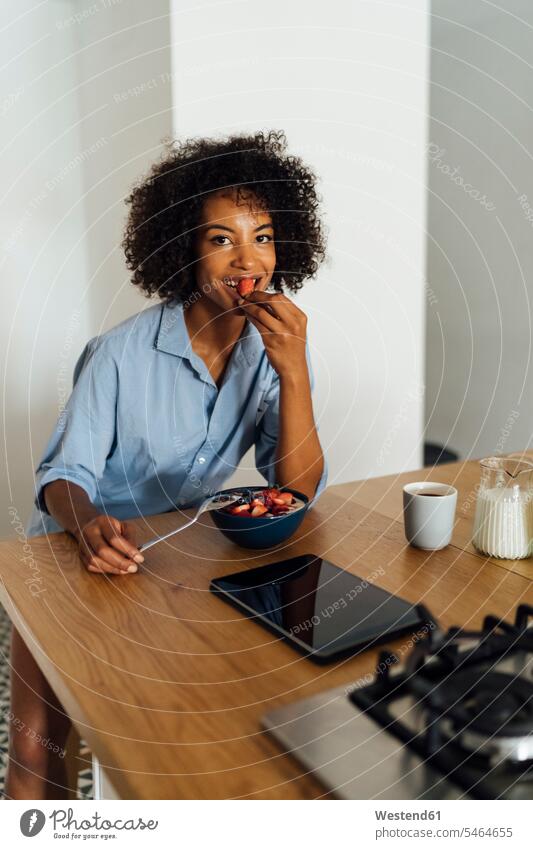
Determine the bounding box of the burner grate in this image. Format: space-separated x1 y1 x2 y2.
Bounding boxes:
349 604 533 799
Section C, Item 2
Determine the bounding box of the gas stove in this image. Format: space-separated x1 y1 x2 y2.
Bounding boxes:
262 605 533 799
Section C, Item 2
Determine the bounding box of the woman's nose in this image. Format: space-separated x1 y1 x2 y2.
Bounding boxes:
232 240 256 268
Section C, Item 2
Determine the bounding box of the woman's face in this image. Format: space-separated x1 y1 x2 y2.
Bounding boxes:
194 189 276 311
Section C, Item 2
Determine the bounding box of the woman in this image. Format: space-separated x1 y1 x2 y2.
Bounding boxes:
6 130 327 798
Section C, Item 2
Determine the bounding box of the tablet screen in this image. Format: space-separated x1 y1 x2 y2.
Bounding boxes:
210 554 429 661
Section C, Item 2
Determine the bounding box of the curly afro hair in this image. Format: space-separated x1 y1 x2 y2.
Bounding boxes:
123 129 327 304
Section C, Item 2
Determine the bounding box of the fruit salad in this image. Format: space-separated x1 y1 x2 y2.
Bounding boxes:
223 488 304 519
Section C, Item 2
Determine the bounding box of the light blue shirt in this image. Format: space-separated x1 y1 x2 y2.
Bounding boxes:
26 301 327 537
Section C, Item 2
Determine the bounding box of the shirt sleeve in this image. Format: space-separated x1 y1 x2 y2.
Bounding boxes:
33 337 119 516
254 349 328 507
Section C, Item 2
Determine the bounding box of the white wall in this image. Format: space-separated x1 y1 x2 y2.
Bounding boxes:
1 0 429 539
1 1 92 539
74 0 173 332
171 0 430 488
426 0 533 459
0 0 172 538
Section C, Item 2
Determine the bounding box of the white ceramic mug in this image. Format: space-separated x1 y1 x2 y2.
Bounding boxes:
403 482 457 550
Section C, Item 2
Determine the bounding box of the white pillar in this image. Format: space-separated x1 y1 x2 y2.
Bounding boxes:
171 0 430 484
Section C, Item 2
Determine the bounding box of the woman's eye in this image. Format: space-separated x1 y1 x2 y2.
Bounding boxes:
210 234 273 246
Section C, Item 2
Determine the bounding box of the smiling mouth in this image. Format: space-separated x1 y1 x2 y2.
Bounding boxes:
222 275 261 290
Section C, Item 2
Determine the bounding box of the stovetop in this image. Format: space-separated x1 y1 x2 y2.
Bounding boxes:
262 605 533 799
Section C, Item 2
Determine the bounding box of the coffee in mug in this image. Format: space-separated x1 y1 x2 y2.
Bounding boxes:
403 482 457 550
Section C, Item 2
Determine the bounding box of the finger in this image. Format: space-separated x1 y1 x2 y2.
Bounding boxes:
87 563 121 575
79 532 136 573
93 544 139 572
238 299 282 330
239 294 283 321
87 549 137 574
87 562 133 576
82 551 130 575
241 312 286 345
121 521 143 558
239 310 274 338
242 290 295 315
121 521 138 546
77 534 98 561
241 289 287 304
101 519 144 563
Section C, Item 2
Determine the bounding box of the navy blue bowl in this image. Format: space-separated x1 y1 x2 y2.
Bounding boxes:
210 486 309 549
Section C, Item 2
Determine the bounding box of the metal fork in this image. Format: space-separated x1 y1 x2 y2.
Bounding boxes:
139 493 240 553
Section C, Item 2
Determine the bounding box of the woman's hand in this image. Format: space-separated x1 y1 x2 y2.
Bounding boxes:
238 290 324 500
74 515 144 575
238 291 308 377
42 480 144 576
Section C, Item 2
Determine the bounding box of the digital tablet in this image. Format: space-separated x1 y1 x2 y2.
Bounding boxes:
210 554 433 663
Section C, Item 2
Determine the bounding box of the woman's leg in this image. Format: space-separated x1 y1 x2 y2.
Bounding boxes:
5 627 72 799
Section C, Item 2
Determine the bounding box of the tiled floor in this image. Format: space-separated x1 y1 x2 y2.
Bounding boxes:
0 603 93 798
0 605 11 794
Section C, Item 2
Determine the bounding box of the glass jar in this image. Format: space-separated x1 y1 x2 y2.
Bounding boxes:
472 455 533 559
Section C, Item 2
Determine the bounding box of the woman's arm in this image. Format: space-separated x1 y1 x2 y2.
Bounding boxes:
44 480 144 574
238 290 324 500
35 338 143 575
275 367 324 499
44 479 100 535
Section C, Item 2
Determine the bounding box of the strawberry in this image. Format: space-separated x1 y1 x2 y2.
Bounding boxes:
237 277 255 297
263 488 280 500
230 503 250 515
250 504 268 517
277 492 294 505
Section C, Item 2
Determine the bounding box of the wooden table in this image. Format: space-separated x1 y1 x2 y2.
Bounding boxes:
1 459 532 799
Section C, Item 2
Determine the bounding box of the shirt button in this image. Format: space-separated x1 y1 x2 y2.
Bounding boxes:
198 457 206 464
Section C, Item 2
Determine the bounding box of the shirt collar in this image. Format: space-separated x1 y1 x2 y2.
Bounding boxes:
154 302 261 367
154 302 193 360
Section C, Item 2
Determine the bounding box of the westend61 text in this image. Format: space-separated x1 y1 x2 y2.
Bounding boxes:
375 810 441 820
